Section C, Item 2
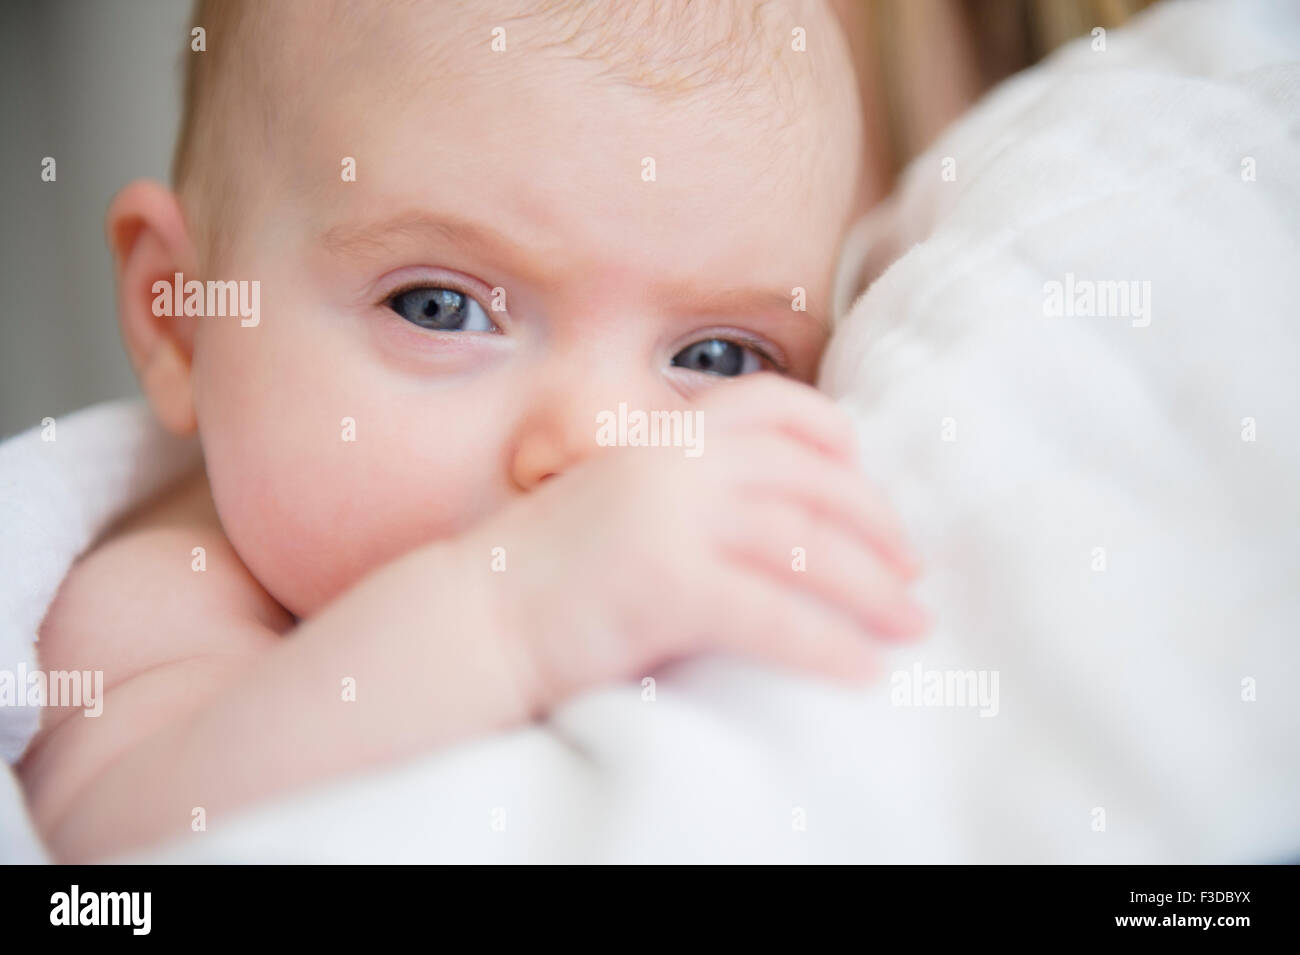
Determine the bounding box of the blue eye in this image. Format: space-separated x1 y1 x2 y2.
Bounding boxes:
671 338 764 376
388 286 496 332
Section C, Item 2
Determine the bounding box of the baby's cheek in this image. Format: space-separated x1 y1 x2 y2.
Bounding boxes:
192 292 514 617
201 385 506 618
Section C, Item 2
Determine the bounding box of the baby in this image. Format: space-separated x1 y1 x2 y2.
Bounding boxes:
19 0 926 862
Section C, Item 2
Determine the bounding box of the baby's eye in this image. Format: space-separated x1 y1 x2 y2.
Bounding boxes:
387 286 496 332
671 338 765 376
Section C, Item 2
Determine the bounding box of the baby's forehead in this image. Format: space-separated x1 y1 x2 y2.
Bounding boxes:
272 0 852 179
183 0 860 273
262 0 836 109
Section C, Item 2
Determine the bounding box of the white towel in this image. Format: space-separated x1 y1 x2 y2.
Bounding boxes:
0 400 198 861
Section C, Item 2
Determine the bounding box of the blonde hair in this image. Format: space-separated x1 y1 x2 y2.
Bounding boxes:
172 0 280 268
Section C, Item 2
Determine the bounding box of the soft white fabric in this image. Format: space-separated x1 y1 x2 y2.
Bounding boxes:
6 0 1298 863
0 401 199 861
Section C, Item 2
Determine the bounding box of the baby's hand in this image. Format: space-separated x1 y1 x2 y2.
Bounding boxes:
457 376 927 711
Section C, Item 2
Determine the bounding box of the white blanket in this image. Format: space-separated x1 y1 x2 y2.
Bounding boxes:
3 0 1298 863
0 400 200 862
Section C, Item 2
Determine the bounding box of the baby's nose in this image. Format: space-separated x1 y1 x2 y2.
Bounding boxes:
508 416 593 491
507 377 668 492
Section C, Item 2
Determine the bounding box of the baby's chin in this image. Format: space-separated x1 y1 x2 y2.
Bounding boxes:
226 523 349 621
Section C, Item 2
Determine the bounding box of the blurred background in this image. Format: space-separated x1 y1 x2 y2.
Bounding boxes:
1 0 191 439
0 0 1153 439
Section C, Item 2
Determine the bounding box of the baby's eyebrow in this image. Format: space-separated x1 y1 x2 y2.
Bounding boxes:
321 210 830 332
321 211 529 267
660 285 831 334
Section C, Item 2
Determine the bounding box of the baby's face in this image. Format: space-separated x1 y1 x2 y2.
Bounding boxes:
189 1 862 616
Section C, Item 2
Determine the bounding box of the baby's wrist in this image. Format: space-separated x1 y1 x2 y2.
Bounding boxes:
435 534 554 722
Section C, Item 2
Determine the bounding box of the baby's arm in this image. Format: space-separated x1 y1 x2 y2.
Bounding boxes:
26 475 537 862
49 546 532 862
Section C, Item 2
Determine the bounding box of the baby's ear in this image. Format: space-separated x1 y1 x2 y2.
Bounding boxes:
106 179 200 436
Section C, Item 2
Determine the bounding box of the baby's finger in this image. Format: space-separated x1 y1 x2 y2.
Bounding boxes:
707 566 880 684
699 374 859 466
719 499 928 641
726 434 920 578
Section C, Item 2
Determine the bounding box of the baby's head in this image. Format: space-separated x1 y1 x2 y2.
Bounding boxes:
110 0 864 616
